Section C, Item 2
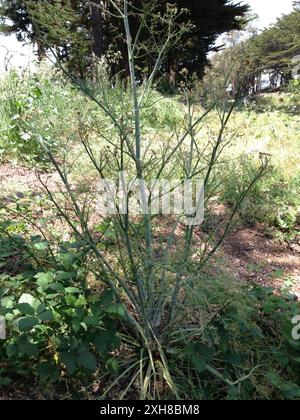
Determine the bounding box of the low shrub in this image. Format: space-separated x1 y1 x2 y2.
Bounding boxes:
0 69 83 165
221 157 300 231
0 234 124 390
168 279 300 400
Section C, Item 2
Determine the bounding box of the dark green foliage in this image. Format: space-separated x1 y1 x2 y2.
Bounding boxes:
0 0 249 81
203 5 300 98
0 234 123 386
173 286 300 400
0 0 33 41
165 0 249 81
248 8 300 85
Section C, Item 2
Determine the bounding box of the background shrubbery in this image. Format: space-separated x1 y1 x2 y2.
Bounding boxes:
0 67 84 165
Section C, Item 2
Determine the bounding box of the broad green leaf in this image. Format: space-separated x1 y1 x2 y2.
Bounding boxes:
22 343 39 356
83 316 99 327
1 296 14 309
0 377 12 387
72 318 81 333
77 351 97 372
56 271 76 282
18 316 39 331
106 358 119 372
35 272 54 287
18 293 36 306
36 303 46 315
47 283 64 292
275 351 290 365
34 242 49 251
60 351 77 373
93 330 120 353
227 386 239 400
37 361 59 381
192 355 207 373
15 303 35 316
38 310 54 322
199 345 215 362
0 286 10 297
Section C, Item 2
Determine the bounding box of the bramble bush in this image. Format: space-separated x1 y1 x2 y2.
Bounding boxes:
0 220 300 399
0 233 124 389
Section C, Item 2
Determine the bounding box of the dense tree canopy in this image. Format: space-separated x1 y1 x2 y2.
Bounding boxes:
0 0 249 82
203 3 300 99
248 7 300 86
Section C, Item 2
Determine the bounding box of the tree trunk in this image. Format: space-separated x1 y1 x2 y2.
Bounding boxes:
89 0 103 58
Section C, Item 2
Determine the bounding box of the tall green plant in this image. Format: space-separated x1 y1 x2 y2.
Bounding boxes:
22 0 268 399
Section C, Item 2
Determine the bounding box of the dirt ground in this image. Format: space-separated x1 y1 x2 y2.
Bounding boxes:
0 163 60 198
223 226 300 298
1 163 300 297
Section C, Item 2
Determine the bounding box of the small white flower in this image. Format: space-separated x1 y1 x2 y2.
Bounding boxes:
21 133 31 141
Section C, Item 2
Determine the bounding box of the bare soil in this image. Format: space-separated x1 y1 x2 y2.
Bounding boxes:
223 225 300 298
1 162 299 297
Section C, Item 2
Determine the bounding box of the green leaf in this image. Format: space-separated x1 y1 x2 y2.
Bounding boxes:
275 351 290 365
104 303 126 318
1 296 14 309
38 310 54 322
0 286 10 297
0 251 16 258
184 342 198 356
84 316 99 327
35 272 54 287
18 293 36 306
192 355 207 373
72 318 81 333
227 386 239 400
37 361 59 381
199 345 215 362
22 343 39 356
60 351 77 373
93 330 120 354
15 303 35 316
266 372 282 386
98 290 114 306
36 303 46 315
77 351 97 372
34 242 49 251
106 358 119 373
33 86 43 98
18 316 39 331
224 351 242 366
47 283 64 292
56 271 76 282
